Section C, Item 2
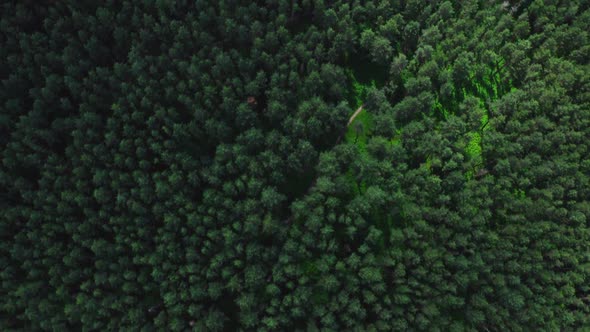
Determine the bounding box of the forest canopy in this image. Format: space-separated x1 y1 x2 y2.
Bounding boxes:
1 0 590 330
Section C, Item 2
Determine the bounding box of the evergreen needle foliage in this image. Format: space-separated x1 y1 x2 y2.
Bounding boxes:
1 1 589 330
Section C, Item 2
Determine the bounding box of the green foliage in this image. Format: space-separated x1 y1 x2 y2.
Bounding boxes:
2 1 590 331
345 109 373 149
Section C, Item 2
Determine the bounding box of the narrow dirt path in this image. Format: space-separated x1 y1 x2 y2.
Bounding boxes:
335 104 364 145
284 104 366 224
347 105 364 126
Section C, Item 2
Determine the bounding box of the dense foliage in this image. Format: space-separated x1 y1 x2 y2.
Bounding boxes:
2 0 589 330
